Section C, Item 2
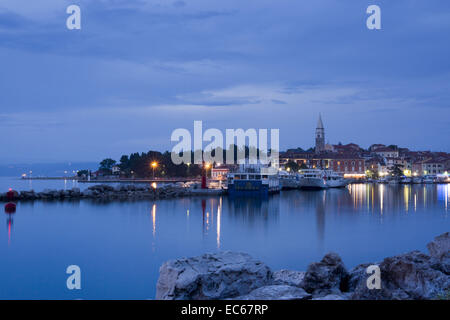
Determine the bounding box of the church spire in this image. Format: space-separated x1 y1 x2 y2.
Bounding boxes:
315 113 325 153
317 113 324 129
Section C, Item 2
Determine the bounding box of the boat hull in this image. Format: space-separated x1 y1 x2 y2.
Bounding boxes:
228 180 270 197
326 179 349 188
299 178 327 190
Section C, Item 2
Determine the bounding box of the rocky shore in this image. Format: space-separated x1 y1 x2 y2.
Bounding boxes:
156 232 450 300
0 184 221 202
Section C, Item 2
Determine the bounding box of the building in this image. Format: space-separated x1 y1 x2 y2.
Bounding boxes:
315 114 325 153
111 165 121 175
373 147 399 158
421 158 447 175
280 152 366 176
333 143 361 154
211 166 229 180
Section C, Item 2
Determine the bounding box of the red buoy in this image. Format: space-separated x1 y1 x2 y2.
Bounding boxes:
4 202 16 214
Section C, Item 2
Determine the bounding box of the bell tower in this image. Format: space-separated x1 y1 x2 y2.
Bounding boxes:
315 113 325 153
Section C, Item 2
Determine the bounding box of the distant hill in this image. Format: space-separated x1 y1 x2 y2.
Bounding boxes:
0 162 98 177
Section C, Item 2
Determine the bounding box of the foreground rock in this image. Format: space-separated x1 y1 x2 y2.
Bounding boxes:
156 232 450 300
156 252 272 300
302 252 349 297
348 250 449 300
234 285 311 300
272 270 305 287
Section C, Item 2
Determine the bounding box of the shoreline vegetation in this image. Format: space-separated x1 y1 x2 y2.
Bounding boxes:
156 232 450 300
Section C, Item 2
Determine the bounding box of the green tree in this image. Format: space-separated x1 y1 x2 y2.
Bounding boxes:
389 164 403 177
285 160 300 172
99 158 116 174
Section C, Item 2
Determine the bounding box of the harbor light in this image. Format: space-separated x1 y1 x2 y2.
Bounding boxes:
151 162 158 179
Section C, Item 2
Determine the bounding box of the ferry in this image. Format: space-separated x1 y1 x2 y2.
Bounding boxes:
278 170 301 190
298 169 349 189
227 165 280 197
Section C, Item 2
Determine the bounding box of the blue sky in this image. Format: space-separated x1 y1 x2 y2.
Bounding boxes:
0 0 449 163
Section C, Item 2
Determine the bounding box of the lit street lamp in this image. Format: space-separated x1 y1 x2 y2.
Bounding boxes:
151 162 158 179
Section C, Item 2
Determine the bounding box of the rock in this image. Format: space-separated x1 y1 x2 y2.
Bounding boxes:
272 270 305 287
234 285 311 300
71 187 81 194
312 294 348 300
427 232 449 259
156 252 272 300
302 252 349 297
349 251 450 300
427 232 450 274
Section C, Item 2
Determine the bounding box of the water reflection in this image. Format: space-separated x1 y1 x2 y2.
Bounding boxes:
1 183 448 299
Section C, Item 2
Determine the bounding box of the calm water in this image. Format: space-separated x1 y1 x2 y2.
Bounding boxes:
0 177 449 299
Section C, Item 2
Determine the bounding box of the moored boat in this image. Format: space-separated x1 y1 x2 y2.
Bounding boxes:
278 170 301 190
227 165 280 197
298 169 349 189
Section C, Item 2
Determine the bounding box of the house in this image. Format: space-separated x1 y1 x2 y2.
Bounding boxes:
211 165 230 180
112 165 121 175
373 147 399 158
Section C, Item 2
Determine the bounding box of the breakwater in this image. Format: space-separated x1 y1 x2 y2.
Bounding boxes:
0 184 224 202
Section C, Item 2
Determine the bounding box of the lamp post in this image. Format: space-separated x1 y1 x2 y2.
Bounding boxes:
151 162 158 179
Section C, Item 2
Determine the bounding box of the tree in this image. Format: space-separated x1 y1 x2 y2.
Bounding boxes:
285 160 300 172
366 169 379 179
77 170 89 178
99 158 116 174
389 164 403 177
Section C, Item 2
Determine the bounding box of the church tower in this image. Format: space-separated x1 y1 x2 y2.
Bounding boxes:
315 113 325 153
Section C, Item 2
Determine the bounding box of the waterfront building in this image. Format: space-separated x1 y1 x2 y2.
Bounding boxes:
211 166 229 180
421 158 447 175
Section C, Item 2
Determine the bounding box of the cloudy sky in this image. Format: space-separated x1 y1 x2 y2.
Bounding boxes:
0 0 449 163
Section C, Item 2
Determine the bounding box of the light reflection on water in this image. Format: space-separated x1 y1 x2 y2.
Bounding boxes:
0 181 449 299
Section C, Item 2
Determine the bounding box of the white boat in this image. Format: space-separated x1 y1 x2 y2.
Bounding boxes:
298 169 327 189
412 177 422 184
323 170 350 188
388 178 400 185
400 176 412 184
298 169 348 189
422 175 435 184
278 170 300 189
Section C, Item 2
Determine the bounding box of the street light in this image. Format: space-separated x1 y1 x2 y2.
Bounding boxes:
151 162 158 179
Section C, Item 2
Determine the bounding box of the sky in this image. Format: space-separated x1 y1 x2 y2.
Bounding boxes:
0 0 449 164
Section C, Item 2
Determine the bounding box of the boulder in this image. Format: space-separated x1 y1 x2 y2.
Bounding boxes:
312 294 348 300
349 250 450 300
234 285 311 300
272 270 305 287
302 253 349 297
427 232 449 259
427 232 450 275
156 252 272 300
